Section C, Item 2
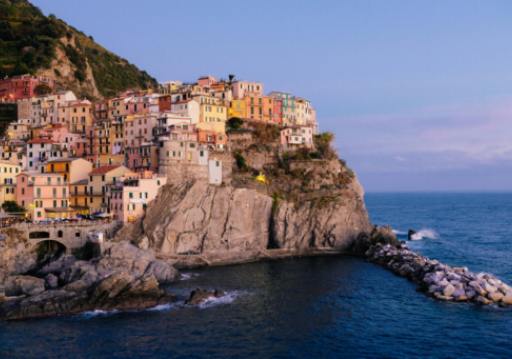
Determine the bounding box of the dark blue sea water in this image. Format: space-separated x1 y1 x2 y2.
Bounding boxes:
1 192 512 358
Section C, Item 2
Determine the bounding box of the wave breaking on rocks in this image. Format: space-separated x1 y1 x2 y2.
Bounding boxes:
355 226 512 306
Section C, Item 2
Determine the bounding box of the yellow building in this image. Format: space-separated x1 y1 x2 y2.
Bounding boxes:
198 96 227 134
70 179 89 214
228 99 246 119
59 100 94 134
44 158 93 214
88 165 137 213
43 158 93 183
0 161 21 206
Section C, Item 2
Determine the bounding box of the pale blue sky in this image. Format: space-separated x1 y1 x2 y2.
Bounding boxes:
31 0 512 191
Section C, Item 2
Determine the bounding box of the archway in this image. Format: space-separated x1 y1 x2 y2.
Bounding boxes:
35 240 66 266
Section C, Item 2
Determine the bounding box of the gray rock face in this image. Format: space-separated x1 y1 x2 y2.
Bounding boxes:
0 241 178 320
5 276 45 297
135 176 371 265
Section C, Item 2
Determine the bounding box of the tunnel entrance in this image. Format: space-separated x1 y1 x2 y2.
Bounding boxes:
35 240 66 266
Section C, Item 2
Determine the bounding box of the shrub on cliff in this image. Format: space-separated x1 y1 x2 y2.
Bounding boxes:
314 132 337 159
226 117 243 132
234 151 248 171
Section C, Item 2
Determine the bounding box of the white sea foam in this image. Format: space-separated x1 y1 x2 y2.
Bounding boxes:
410 228 438 241
198 290 242 309
180 272 199 281
392 229 407 235
80 309 119 318
146 303 175 312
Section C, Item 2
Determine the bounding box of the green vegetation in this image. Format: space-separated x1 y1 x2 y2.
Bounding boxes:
0 103 16 136
0 0 158 98
313 132 336 159
1 201 25 213
226 117 243 132
234 151 248 171
0 1 65 76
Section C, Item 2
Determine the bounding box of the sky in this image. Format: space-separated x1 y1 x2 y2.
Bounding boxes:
31 0 512 192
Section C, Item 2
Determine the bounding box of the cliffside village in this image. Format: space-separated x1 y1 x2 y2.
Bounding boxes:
0 74 318 224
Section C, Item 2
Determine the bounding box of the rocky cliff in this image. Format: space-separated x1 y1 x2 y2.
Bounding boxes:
124 142 372 267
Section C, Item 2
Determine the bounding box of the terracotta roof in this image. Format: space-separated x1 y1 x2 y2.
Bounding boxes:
90 165 122 175
71 179 88 185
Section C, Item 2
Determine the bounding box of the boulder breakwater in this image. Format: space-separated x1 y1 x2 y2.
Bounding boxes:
355 227 512 306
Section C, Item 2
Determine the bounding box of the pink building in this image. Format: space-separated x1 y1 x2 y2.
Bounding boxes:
16 172 70 221
0 75 54 101
108 171 166 223
125 142 159 173
197 75 217 88
231 80 264 99
124 113 158 148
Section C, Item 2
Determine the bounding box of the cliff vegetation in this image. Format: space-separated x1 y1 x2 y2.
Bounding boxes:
0 0 158 98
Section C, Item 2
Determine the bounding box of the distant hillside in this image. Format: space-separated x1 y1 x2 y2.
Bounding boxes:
0 0 158 98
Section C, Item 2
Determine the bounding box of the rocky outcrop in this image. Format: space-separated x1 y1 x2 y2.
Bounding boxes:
360 228 512 306
130 170 371 266
0 241 178 320
0 228 39 284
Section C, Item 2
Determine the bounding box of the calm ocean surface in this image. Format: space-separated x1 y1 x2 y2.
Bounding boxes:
1 192 512 358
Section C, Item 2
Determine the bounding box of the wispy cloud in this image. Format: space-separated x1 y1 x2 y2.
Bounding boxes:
325 95 512 176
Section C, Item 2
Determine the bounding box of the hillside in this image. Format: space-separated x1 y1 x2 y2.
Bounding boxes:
0 0 158 98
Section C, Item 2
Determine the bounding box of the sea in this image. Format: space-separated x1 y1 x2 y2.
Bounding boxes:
1 192 512 358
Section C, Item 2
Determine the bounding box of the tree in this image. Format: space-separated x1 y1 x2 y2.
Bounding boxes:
2 201 25 213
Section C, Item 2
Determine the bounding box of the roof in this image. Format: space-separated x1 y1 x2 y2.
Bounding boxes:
71 179 88 185
90 165 122 176
45 157 86 164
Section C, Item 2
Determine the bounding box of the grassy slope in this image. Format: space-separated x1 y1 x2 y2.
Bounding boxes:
0 0 158 98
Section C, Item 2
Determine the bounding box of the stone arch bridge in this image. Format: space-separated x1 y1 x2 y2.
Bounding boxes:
9 220 121 253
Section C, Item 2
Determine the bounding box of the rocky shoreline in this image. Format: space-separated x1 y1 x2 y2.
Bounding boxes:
358 227 512 306
0 241 178 320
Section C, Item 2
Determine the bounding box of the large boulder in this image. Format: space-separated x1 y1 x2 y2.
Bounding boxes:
5 275 45 297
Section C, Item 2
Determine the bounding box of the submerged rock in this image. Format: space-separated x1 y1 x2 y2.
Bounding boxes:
185 288 225 306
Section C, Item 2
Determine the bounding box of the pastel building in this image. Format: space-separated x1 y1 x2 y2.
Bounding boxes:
88 165 137 213
280 125 315 151
231 81 264 99
0 75 54 101
59 99 93 134
0 161 21 206
197 96 227 133
42 158 92 183
124 113 158 148
16 172 70 220
107 171 166 223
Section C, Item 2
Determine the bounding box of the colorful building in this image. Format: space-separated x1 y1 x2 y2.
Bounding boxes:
231 80 264 99
0 75 54 101
87 165 137 213
16 172 71 220
280 125 315 151
0 161 21 206
107 171 166 223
